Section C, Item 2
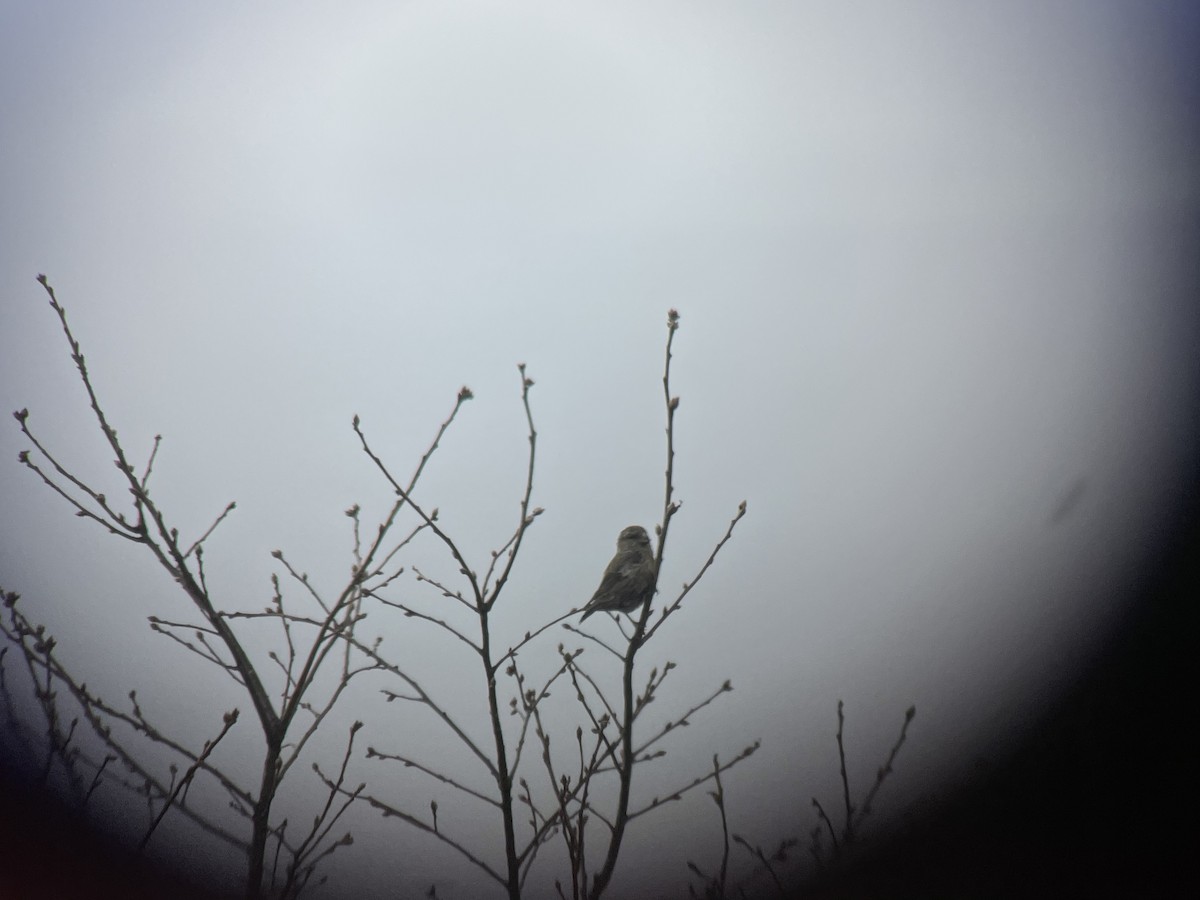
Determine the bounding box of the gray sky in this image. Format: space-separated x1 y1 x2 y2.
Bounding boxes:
2 2 1198 897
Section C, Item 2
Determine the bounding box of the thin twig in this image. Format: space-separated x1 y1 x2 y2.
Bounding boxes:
836 700 853 841
139 709 240 852
184 501 237 558
627 741 759 821
856 705 916 823
366 747 501 809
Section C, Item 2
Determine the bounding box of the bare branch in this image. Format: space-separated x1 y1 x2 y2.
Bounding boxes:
483 366 541 609
591 307 689 898
367 747 500 809
633 678 732 760
627 741 759 821
185 500 237 559
147 617 244 685
278 654 380 782
406 567 474 613
856 704 916 823
325 781 507 887
139 709 240 852
559 621 626 663
836 700 854 841
732 833 796 897
138 433 162 491
352 396 485 608
2 596 251 847
340 637 501 779
811 798 840 854
494 609 577 670
271 550 331 617
372 597 481 656
14 434 142 543
281 722 365 896
365 520 428 585
645 500 748 643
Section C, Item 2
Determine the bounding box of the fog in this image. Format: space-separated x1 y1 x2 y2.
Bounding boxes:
1 2 1197 897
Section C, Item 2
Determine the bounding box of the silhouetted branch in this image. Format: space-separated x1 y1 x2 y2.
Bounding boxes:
731 834 796 897
366 746 501 809
483 365 541 609
1 590 251 849
374 596 482 654
811 798 839 854
495 609 577 670
627 741 760 821
809 701 918 865
857 704 917 821
185 500 237 559
686 755 731 899
139 708 240 852
279 722 365 899
836 700 854 842
320 777 507 887
633 679 732 761
16 277 467 898
645 501 748 642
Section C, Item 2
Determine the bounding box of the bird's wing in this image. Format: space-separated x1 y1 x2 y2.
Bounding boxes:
590 556 628 600
591 553 653 601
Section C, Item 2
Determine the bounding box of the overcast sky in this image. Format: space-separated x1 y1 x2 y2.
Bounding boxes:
1 2 1198 897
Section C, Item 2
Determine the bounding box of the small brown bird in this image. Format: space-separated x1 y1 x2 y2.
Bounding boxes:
580 525 657 620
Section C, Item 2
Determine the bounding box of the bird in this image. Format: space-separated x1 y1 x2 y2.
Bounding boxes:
580 525 657 620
